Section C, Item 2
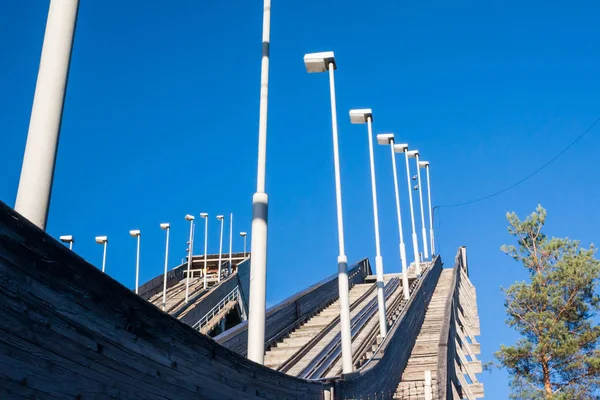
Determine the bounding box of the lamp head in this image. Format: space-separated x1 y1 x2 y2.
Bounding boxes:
393 143 408 153
60 235 73 243
129 230 140 237
376 133 394 145
185 214 194 221
419 161 430 168
240 232 247 237
407 150 419 158
160 222 170 230
200 212 208 218
349 109 373 124
303 51 336 73
216 215 224 220
95 235 108 244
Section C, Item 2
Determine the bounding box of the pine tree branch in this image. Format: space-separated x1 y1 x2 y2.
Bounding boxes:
553 370 597 394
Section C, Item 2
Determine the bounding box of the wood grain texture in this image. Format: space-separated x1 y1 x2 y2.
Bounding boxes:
216 260 372 357
0 201 330 400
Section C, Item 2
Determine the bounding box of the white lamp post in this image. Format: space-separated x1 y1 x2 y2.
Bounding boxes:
412 151 429 260
200 213 208 290
160 223 170 311
184 214 194 303
304 50 353 374
240 232 247 258
401 149 421 275
217 215 225 283
349 108 387 337
95 236 108 273
228 213 233 275
14 0 80 230
129 230 141 293
377 133 410 300
247 0 271 365
420 161 435 256
60 235 74 250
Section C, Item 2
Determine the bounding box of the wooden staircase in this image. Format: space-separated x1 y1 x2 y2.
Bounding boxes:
263 283 375 371
396 269 454 398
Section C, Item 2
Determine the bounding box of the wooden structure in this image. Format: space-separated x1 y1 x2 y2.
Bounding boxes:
0 200 484 399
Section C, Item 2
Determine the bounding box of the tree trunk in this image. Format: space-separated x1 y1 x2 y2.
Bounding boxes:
542 358 552 398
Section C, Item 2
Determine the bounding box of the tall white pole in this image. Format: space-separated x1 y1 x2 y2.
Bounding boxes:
365 117 387 337
185 219 194 303
135 234 140 294
244 235 247 258
14 0 80 230
229 213 233 275
102 242 107 273
218 217 224 283
404 151 421 275
390 143 410 300
162 226 170 311
415 154 429 260
203 216 208 290
69 241 73 250
425 165 435 256
328 63 353 374
247 0 271 365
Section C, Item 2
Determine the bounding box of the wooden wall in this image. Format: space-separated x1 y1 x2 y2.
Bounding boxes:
215 260 372 357
0 201 330 400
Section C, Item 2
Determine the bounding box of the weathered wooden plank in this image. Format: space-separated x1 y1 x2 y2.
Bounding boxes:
0 201 330 400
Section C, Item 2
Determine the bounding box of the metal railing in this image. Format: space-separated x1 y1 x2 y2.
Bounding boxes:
192 285 241 332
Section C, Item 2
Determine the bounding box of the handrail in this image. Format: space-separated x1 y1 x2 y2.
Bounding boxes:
192 285 240 332
277 281 377 374
300 278 401 379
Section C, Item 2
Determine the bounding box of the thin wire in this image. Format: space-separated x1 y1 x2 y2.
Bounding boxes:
435 115 600 210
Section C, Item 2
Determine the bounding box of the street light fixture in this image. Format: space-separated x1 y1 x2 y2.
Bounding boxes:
60 235 74 250
217 215 224 283
377 133 410 300
160 223 170 311
246 0 272 366
419 161 435 256
240 232 247 258
184 214 194 303
350 108 387 337
95 236 108 273
304 50 352 374
200 213 208 290
399 148 421 275
129 230 141 293
409 150 429 261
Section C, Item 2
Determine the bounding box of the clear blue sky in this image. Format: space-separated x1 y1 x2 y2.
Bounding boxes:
1 1 599 398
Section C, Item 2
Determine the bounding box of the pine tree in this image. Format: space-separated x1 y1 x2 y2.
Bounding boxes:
495 205 600 399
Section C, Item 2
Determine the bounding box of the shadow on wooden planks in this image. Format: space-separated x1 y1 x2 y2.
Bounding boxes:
0 201 330 400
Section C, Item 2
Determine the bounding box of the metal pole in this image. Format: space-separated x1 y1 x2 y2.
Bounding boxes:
185 220 194 303
14 0 80 230
415 154 429 259
328 62 353 374
244 236 247 258
162 227 170 311
218 217 224 283
69 241 73 250
425 165 435 256
229 213 233 275
203 217 208 290
390 142 410 300
404 151 421 275
366 117 387 337
135 234 140 294
102 241 107 273
247 0 271 365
